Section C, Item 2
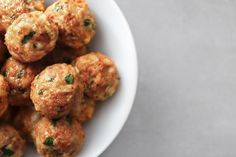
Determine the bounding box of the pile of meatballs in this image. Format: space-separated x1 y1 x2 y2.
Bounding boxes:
0 0 120 156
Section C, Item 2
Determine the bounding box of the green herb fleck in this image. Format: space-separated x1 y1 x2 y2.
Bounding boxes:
84 19 92 27
51 150 63 155
44 137 54 146
38 89 44 95
1 145 14 156
2 70 7 77
65 74 74 84
22 31 36 44
51 118 60 127
16 69 24 79
54 3 63 12
18 88 27 94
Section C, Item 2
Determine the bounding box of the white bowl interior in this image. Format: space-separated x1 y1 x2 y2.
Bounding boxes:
25 0 138 157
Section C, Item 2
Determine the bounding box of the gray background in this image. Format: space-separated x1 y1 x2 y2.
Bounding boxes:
102 0 236 157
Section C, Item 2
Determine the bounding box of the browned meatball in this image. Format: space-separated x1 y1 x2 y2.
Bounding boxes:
31 64 84 119
14 106 41 142
45 0 96 49
0 0 45 32
5 11 58 63
50 46 88 64
0 124 25 157
73 52 120 101
1 57 43 106
0 75 9 117
33 116 85 157
72 97 95 123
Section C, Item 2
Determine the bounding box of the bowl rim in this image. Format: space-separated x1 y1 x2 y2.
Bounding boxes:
95 0 138 156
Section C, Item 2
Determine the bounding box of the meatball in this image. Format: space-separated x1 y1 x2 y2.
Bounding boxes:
1 57 43 106
0 124 25 157
45 0 96 49
72 97 95 123
33 117 85 157
14 106 41 142
31 64 84 119
50 46 88 64
5 11 58 63
73 52 119 101
0 75 9 118
0 0 45 32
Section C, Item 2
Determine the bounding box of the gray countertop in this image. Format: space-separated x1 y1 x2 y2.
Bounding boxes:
101 0 236 156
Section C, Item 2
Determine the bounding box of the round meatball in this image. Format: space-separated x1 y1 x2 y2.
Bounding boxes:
5 11 58 63
1 57 43 106
33 116 85 157
0 75 9 117
0 124 25 157
0 0 45 32
73 52 119 101
45 0 96 49
14 106 41 142
31 64 84 119
72 97 95 123
50 46 88 64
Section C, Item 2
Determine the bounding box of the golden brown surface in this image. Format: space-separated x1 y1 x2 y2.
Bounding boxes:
25 0 46 11
5 11 58 63
45 0 96 49
73 52 120 101
0 124 25 157
34 117 85 157
0 0 46 32
0 75 9 118
14 107 41 142
72 97 96 123
31 64 84 119
0 1 121 156
1 57 43 106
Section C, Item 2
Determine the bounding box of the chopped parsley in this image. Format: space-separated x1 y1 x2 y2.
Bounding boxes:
84 19 92 27
44 137 54 146
64 74 74 84
1 145 14 156
54 3 63 12
38 89 44 95
16 69 24 79
22 31 36 44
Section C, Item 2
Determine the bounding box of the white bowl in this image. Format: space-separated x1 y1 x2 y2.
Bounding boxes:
25 0 138 156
